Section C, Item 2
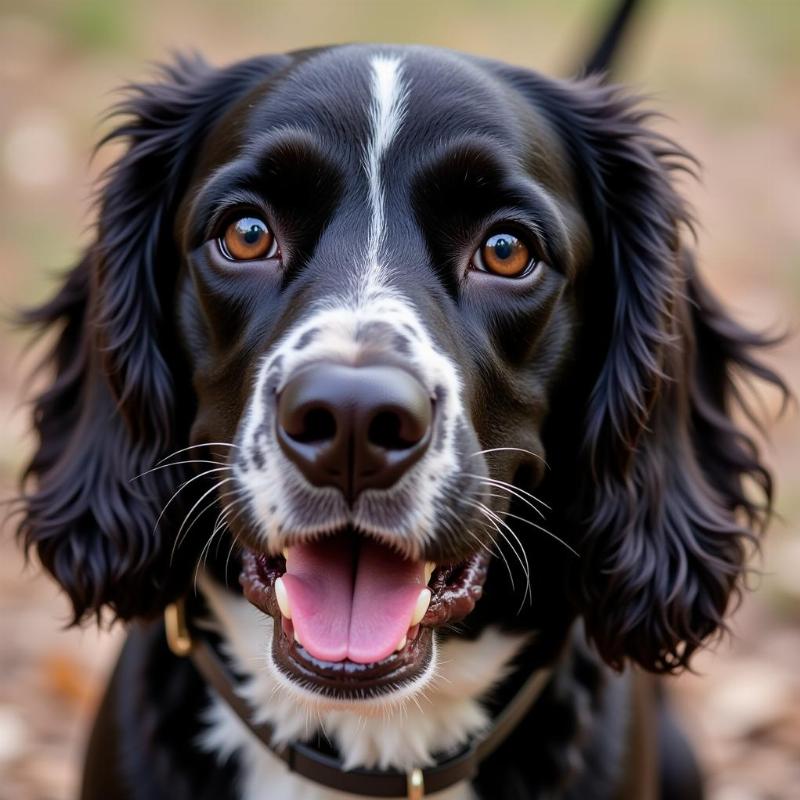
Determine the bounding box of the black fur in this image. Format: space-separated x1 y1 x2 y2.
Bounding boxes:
17 54 292 622
501 72 786 672
15 44 786 800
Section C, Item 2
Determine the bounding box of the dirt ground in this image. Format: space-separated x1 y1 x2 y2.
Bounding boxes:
1 1 799 798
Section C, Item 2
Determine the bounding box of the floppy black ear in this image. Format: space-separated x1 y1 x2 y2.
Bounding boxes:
17 54 288 623
520 75 789 672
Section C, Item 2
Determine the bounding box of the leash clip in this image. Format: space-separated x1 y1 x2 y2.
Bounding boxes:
165 599 193 657
407 767 424 799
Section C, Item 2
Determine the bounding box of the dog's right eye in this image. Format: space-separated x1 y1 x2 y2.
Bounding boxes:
219 216 277 261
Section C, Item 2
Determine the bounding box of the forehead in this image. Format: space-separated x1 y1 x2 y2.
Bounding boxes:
250 46 516 148
218 45 568 190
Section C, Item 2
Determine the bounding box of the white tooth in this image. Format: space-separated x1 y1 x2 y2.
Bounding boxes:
395 635 407 652
410 588 431 626
282 548 289 560
275 577 291 620
424 562 436 584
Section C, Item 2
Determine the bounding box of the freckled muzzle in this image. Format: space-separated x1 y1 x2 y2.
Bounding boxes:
276 362 433 503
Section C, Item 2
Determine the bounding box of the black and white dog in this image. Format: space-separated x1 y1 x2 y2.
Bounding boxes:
17 14 785 800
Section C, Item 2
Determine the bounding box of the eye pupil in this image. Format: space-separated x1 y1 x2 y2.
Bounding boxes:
243 225 261 244
493 237 512 260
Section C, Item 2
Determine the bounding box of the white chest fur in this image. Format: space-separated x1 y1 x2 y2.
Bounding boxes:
198 578 528 800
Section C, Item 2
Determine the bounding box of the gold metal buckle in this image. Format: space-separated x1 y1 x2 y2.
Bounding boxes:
164 599 193 657
407 768 424 799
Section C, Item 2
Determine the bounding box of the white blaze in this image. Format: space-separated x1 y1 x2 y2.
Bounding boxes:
360 54 408 302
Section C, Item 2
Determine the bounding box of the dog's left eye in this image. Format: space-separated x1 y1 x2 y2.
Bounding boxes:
473 232 536 278
219 216 278 261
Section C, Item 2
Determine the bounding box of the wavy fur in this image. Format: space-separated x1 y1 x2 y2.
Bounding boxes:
16 60 787 677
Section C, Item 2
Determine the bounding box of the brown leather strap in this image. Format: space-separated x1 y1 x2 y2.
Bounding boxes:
615 670 659 800
185 626 555 798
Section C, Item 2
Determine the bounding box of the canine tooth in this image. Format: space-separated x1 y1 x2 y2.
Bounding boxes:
410 588 431 626
282 548 289 560
424 562 436 584
275 577 291 620
395 635 407 652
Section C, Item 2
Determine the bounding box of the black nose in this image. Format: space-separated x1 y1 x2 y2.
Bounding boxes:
276 363 432 502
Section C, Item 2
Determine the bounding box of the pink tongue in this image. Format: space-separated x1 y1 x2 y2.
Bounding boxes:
280 535 425 664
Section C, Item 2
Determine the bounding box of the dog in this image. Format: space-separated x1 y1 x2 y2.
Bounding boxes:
16 17 786 800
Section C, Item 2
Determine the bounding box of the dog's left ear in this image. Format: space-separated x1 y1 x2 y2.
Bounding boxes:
512 73 789 672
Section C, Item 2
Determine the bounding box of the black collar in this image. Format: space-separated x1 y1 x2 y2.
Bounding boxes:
165 599 557 799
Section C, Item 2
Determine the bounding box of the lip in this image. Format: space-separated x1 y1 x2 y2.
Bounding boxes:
240 539 490 698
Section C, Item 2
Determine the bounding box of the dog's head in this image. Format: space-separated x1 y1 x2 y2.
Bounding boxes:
18 46 784 704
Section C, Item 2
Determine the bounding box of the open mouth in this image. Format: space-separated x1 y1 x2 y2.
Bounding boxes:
240 530 489 698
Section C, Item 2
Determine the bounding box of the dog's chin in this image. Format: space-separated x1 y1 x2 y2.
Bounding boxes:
240 530 490 703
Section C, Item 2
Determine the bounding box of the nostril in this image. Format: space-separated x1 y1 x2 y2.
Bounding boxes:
289 406 337 444
368 409 423 451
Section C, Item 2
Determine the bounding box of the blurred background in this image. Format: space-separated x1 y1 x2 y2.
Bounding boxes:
0 1 798 798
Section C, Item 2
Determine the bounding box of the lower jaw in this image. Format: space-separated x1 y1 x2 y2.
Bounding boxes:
272 621 435 699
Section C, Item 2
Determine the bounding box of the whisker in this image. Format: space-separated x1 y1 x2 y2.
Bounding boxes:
458 484 521 593
195 510 228 589
471 485 577 557
155 466 231 549
468 447 548 468
473 481 578 557
438 485 517 586
171 476 236 563
184 492 227 546
481 503 533 613
478 475 551 512
194 499 246 593
222 503 250 587
470 500 532 609
499 508 579 558
474 512 523 595
156 441 239 467
471 480 546 523
464 474 549 517
470 518 515 590
437 495 505 562
131 459 229 482
480 490 525 506
434 498 495 559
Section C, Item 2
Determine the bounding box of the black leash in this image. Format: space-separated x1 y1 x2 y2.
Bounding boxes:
165 599 556 799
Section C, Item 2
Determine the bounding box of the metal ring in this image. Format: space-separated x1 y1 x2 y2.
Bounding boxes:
407 767 424 799
165 599 193 657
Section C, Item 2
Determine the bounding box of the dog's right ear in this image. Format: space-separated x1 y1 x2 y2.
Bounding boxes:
16 54 289 624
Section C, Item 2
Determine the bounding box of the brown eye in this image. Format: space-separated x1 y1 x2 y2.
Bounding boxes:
478 232 533 278
220 216 276 261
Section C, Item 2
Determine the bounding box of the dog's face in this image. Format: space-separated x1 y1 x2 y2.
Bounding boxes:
19 44 781 714
177 47 581 699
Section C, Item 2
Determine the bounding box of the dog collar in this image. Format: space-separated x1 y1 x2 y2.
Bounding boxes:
165 599 555 799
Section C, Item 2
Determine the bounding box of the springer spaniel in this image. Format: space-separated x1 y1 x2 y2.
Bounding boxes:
17 31 785 800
